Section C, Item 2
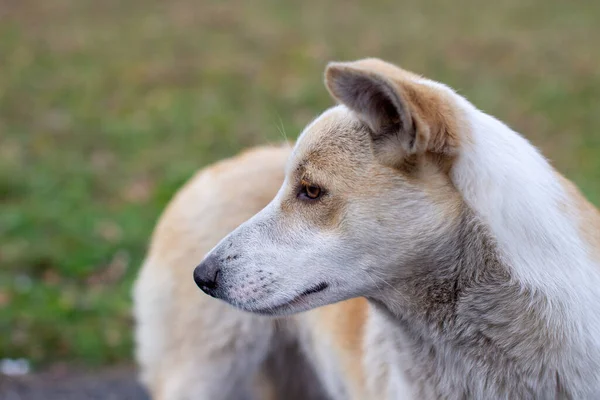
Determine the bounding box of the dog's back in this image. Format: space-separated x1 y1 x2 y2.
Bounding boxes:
134 145 283 398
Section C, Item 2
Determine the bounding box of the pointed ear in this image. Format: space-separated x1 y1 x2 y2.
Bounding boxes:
325 62 419 153
325 59 460 167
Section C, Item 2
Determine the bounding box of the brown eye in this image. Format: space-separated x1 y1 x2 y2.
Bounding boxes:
300 183 322 200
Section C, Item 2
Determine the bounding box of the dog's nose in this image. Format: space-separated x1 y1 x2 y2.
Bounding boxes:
193 253 221 296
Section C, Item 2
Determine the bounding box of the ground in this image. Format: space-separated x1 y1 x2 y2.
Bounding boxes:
0 365 147 399
1 0 599 374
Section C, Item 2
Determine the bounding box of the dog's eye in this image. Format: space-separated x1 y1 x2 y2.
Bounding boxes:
299 183 322 200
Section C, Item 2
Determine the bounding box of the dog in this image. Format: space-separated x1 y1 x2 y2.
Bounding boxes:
133 58 600 399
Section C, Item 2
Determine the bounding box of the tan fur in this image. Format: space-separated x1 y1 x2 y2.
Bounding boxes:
304 298 369 399
134 144 292 398
326 58 466 155
557 173 600 264
148 145 290 258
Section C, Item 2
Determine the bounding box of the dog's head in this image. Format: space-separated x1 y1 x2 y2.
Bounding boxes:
194 58 468 315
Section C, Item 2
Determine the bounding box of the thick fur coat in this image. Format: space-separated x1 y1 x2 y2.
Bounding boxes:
134 59 600 399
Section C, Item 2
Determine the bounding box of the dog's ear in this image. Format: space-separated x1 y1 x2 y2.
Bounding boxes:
325 59 460 168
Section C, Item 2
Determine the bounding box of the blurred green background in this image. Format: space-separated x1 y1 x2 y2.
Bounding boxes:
1 0 599 368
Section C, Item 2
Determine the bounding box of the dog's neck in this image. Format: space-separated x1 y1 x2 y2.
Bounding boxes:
363 206 557 398
368 205 510 324
363 200 600 397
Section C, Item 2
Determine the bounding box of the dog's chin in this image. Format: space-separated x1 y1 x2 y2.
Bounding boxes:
234 282 331 317
248 300 314 317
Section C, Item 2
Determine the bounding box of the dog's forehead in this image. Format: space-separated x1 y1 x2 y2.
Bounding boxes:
289 106 372 172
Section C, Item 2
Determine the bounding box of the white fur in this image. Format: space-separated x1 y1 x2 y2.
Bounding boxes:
364 307 415 400
453 98 600 329
441 90 600 391
133 258 174 387
414 77 600 344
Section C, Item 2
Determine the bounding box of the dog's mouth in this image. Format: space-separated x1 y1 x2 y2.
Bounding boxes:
252 282 329 315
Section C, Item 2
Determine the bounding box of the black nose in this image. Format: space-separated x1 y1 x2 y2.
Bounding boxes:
193 253 221 296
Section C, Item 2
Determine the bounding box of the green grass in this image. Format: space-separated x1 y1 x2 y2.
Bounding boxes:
1 0 599 367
